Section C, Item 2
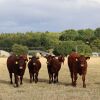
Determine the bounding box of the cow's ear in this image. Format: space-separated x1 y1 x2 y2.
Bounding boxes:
86 57 90 60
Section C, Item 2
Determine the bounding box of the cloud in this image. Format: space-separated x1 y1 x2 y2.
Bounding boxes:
0 0 100 32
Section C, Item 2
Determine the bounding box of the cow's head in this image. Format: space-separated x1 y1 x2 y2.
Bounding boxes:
29 56 39 66
78 55 90 68
44 55 53 64
58 55 65 64
15 55 28 70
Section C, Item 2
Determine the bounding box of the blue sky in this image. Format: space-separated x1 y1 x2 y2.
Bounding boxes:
0 0 100 33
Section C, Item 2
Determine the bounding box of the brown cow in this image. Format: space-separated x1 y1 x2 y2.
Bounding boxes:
77 55 90 88
7 54 28 87
68 52 90 88
28 56 41 83
46 55 64 83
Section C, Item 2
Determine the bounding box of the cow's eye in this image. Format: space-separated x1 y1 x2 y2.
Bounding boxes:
15 61 18 64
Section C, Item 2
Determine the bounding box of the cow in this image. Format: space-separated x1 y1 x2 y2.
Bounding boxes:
46 55 64 83
28 56 41 83
7 54 28 87
68 52 90 88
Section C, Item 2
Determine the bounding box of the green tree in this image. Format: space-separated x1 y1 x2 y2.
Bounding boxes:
91 39 100 52
40 33 59 49
53 41 92 56
59 29 78 41
94 28 100 38
53 41 77 56
78 29 94 43
12 44 28 55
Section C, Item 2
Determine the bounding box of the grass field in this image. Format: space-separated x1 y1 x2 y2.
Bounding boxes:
0 57 100 100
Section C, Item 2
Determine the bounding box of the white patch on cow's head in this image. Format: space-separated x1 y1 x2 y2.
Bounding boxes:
76 58 78 61
15 61 18 64
81 64 84 67
33 63 36 65
19 66 23 69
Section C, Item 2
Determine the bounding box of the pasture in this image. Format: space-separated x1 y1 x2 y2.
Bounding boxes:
0 57 100 100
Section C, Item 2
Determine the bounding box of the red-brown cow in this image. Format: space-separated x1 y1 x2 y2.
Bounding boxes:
28 56 41 83
68 52 90 88
46 55 64 83
7 54 28 87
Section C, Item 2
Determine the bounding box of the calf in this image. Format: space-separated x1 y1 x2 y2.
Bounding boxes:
7 55 28 87
28 56 41 83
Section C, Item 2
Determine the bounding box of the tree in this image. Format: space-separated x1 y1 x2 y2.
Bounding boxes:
78 29 94 44
91 39 100 52
53 41 77 56
40 33 59 49
59 29 78 41
12 44 28 55
94 28 100 38
53 41 92 56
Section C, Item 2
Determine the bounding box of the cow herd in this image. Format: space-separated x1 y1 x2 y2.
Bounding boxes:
6 51 90 88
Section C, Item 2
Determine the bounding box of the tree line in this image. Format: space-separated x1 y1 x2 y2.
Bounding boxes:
0 28 100 56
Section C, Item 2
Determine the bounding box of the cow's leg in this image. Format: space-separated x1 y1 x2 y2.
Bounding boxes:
54 73 56 83
51 73 53 83
54 73 58 83
14 74 19 87
56 72 59 83
30 73 32 83
20 76 23 85
82 74 86 88
35 72 38 83
33 73 34 81
49 73 52 84
73 72 77 87
9 73 13 84
70 72 74 85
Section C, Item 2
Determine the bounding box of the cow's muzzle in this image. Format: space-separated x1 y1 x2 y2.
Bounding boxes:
81 64 84 67
33 63 36 65
19 66 23 69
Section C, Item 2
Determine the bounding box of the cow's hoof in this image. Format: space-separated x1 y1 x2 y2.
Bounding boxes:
15 84 19 87
49 81 52 84
30 79 32 83
35 81 37 83
35 80 38 83
10 81 13 84
83 85 86 88
54 81 57 84
20 82 23 85
72 83 76 87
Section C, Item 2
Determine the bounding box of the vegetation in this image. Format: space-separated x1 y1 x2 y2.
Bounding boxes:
0 27 100 56
12 44 28 55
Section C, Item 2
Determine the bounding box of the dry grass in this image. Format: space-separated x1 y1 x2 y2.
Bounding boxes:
0 57 100 100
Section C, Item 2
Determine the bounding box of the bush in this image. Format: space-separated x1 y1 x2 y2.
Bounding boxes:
12 44 28 55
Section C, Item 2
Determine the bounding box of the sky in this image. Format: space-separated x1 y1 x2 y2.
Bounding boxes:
0 0 100 33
